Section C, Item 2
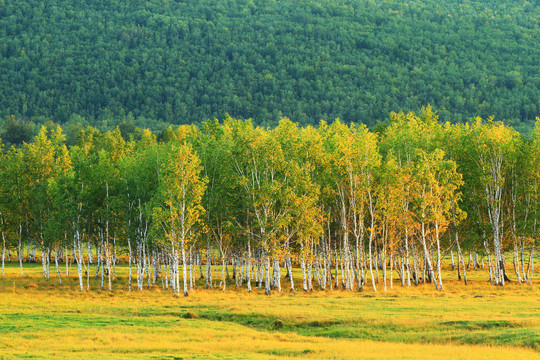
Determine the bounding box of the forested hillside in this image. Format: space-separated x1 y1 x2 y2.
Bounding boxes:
0 0 538 131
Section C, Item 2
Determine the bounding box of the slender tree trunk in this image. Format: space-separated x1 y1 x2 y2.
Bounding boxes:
113 235 117 281
221 251 227 292
405 229 411 287
264 256 271 295
435 222 443 290
528 241 534 285
421 222 439 290
175 248 180 295
1 230 4 278
101 240 105 291
181 238 188 296
275 258 282 292
88 241 93 265
382 248 387 292
307 252 313 291
54 246 61 284
198 248 204 279
18 224 23 278
456 232 467 284
206 239 212 289
301 242 307 291
521 236 527 282
95 243 100 279
389 253 393 289
287 256 294 292
484 241 494 285
107 235 112 291
368 231 376 291
75 228 83 291
247 240 252 292
65 246 69 277
334 241 339 289
128 238 132 291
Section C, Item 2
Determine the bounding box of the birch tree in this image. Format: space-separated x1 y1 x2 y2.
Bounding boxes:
153 141 206 296
470 118 520 285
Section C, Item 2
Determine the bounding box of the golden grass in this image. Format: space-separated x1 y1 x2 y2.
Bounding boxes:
0 261 538 359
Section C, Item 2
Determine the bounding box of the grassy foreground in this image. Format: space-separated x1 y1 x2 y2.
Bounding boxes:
0 262 538 359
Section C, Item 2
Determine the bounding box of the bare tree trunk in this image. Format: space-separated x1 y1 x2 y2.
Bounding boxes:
301 242 307 291
127 238 132 291
334 241 339 289
88 241 93 265
405 229 411 287
521 236 528 282
264 256 271 295
368 232 376 291
113 235 117 281
484 241 495 285
18 224 23 278
1 229 4 278
421 222 439 290
247 240 252 292
435 222 443 290
221 251 226 292
189 249 193 290
107 235 112 291
206 239 212 289
382 247 387 292
175 248 180 295
275 258 282 292
54 246 62 284
101 240 105 291
456 232 467 284
307 253 313 291
527 241 534 285
182 238 188 296
389 253 393 289
74 228 83 291
65 246 70 277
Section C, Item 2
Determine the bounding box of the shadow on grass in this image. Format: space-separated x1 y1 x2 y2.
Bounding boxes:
178 308 539 351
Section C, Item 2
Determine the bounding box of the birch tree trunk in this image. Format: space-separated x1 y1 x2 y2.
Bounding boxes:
264 256 271 295
421 222 439 290
54 246 61 284
435 222 443 290
128 238 132 291
182 238 188 296
405 230 411 287
247 240 252 292
74 227 83 291
456 232 467 284
206 239 212 289
1 229 4 278
528 241 534 285
301 242 307 291
18 224 23 278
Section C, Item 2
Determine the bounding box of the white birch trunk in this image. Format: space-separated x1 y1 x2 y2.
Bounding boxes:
54 246 61 284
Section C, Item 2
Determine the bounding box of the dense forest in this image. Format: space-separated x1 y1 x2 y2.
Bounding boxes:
0 110 537 294
0 0 538 132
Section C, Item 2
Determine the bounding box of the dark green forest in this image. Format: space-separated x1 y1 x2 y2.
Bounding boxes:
0 0 538 133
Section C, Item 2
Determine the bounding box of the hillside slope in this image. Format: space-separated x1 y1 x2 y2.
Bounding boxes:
0 0 538 130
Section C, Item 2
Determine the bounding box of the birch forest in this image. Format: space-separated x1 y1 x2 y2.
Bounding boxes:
0 108 538 295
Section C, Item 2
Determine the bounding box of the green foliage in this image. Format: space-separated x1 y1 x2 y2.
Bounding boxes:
0 113 538 290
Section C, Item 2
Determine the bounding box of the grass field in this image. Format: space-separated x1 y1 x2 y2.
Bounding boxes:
0 261 538 359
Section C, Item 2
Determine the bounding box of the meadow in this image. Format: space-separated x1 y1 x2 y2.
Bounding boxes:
0 261 538 360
